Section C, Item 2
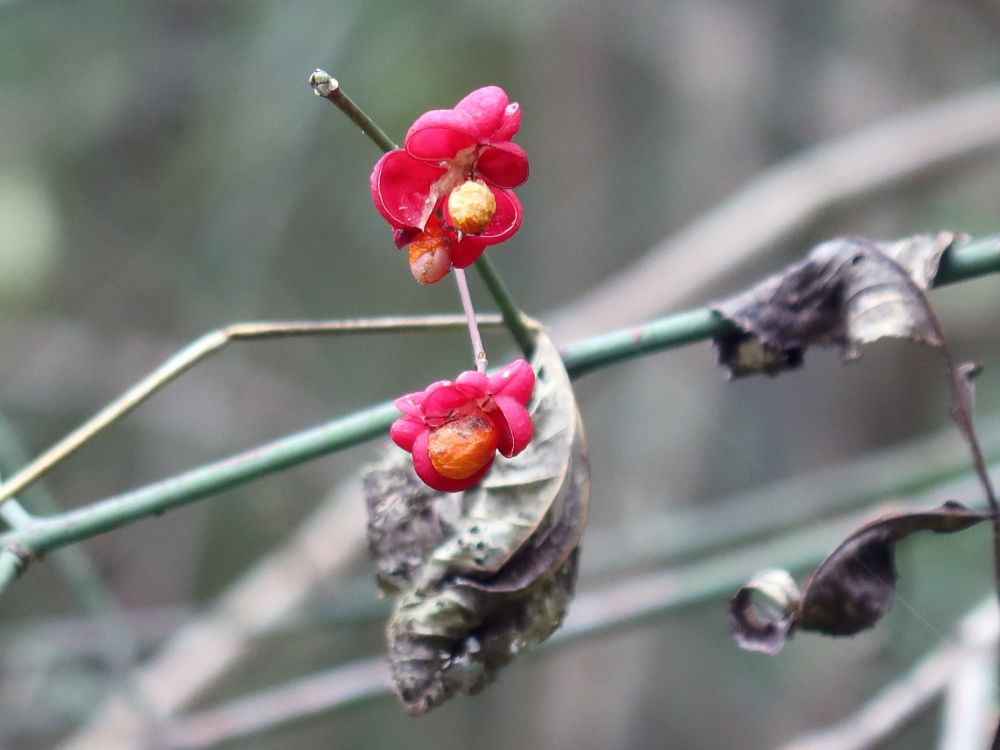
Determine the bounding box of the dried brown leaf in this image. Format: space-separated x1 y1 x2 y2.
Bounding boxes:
712 232 956 376
730 502 992 654
364 330 590 715
714 230 999 585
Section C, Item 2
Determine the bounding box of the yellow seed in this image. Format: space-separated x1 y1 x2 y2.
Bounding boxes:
447 180 496 234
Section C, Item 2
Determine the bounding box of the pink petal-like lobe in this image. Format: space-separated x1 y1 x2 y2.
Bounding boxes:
487 359 535 404
452 86 509 140
491 395 533 457
476 142 529 188
393 392 426 417
492 102 522 142
449 235 489 269
454 370 489 394
390 416 425 452
405 112 481 161
405 87 510 160
423 383 475 421
475 188 522 243
370 150 444 229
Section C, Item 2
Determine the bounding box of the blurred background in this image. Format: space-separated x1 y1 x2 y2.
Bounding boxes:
2 0 1000 748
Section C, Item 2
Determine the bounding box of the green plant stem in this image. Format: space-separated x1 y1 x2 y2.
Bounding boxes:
559 307 729 378
934 234 1000 285
309 70 398 152
475 254 537 357
0 233 997 568
0 400 396 556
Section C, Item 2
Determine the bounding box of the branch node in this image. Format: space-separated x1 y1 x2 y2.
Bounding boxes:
4 543 32 576
309 69 339 97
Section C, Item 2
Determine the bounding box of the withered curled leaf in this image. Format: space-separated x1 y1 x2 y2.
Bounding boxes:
730 501 992 654
712 232 957 377
364 330 590 715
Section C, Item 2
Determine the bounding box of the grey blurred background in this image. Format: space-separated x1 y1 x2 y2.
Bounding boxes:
2 0 1000 748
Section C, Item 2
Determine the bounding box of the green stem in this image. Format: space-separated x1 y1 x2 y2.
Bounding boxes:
1 233 998 563
3 400 397 555
309 70 398 152
475 255 537 357
934 234 1000 285
559 307 729 378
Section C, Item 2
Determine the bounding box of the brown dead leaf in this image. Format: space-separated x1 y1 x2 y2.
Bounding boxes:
364 330 590 715
712 232 956 377
730 501 992 654
714 230 999 576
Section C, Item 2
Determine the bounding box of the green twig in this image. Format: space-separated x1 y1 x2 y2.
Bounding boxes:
934 234 1000 285
96 420 998 638
475 255 537 357
309 70 398 152
561 233 1000 377
559 307 728 377
1 400 397 556
0 234 997 568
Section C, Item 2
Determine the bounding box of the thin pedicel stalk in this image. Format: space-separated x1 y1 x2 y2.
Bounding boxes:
453 268 488 372
311 72 534 355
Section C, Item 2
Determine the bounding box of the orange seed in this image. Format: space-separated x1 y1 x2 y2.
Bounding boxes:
428 414 499 479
